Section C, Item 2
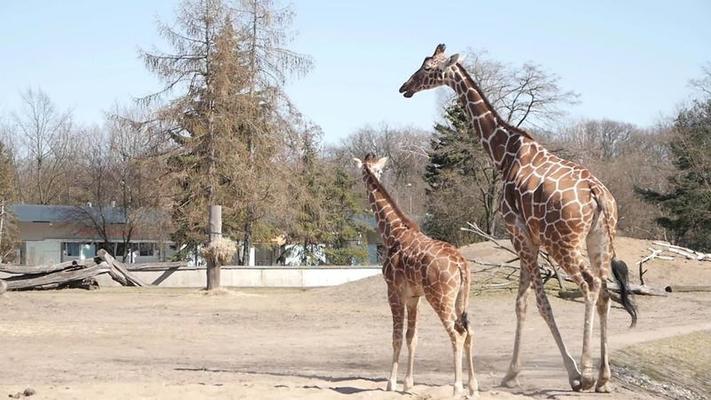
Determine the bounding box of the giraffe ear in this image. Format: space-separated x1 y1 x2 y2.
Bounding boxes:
442 53 461 69
352 158 363 169
372 157 388 171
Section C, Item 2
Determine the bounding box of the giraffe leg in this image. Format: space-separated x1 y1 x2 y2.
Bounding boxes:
386 286 405 392
595 284 611 393
464 325 479 397
427 293 465 396
403 296 420 392
501 266 532 388
578 268 601 390
530 268 582 390
587 222 613 393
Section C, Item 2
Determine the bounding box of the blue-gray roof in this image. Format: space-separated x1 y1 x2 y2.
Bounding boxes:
10 204 128 224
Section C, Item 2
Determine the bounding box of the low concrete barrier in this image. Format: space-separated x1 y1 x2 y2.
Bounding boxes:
132 265 382 288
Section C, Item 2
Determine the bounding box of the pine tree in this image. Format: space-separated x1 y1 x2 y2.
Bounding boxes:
423 105 496 246
637 99 711 251
141 0 309 264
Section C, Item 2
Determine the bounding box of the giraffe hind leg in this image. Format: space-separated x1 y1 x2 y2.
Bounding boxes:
426 290 465 396
386 285 405 392
403 296 420 392
587 223 613 392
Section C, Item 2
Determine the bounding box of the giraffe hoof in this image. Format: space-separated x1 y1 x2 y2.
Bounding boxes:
595 382 611 393
386 380 397 392
570 376 583 392
403 378 414 392
468 379 479 395
453 383 464 397
500 374 520 388
580 373 596 391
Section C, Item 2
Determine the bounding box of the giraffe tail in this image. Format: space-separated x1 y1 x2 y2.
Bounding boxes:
591 184 638 328
454 261 471 334
611 258 638 328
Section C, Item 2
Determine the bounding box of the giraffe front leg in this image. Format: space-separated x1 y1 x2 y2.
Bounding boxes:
403 296 420 392
502 266 532 388
530 271 582 390
386 288 405 392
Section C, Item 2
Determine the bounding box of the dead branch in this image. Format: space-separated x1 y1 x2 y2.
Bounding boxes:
652 241 711 261
664 285 711 293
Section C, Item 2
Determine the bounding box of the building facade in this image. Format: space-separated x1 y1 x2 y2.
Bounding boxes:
11 204 175 266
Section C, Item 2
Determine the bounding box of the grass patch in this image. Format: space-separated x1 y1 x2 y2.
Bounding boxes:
613 330 711 400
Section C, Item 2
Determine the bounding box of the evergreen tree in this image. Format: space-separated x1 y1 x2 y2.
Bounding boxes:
0 141 18 262
423 105 496 246
322 165 367 265
141 0 310 263
637 99 711 251
288 131 366 265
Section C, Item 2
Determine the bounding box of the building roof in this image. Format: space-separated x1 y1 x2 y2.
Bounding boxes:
10 204 128 224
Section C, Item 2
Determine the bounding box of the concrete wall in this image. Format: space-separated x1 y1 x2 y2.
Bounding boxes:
134 266 382 288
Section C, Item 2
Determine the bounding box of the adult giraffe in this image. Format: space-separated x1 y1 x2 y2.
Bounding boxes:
398 44 637 393
354 153 478 397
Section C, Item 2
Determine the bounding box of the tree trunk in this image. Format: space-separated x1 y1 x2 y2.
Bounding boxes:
241 218 252 267
206 205 222 290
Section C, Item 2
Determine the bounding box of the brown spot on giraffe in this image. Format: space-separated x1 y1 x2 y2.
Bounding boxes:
399 43 637 393
353 154 478 397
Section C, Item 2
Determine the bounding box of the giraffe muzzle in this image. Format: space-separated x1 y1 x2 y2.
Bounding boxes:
399 83 414 98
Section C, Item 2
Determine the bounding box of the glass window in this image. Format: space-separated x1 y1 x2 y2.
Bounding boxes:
139 243 154 257
65 243 81 257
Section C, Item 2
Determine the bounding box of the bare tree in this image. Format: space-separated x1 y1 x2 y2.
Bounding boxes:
689 62 711 99
332 124 430 218
11 88 75 204
427 51 579 238
447 49 580 129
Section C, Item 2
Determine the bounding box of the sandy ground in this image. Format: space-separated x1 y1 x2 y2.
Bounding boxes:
1 237 710 400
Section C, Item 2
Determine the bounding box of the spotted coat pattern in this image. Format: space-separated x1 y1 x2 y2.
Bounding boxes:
356 154 478 397
399 44 623 393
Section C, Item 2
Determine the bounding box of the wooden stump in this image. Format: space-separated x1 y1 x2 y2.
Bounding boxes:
206 205 222 290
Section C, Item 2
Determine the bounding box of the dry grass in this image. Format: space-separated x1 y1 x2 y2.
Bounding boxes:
613 331 711 400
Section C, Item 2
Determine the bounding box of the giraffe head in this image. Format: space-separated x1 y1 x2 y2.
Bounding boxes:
353 153 388 180
399 43 462 98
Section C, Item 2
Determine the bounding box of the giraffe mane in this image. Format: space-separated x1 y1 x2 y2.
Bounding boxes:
455 63 535 141
363 165 420 232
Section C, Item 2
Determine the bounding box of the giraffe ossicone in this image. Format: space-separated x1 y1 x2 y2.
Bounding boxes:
399 44 637 393
355 153 478 397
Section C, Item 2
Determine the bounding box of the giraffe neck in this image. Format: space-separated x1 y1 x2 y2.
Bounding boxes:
445 63 531 173
361 169 414 248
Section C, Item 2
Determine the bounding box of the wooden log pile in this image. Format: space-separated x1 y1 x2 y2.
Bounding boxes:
460 222 711 298
0 249 177 291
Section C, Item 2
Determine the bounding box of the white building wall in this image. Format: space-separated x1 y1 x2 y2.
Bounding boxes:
25 240 62 266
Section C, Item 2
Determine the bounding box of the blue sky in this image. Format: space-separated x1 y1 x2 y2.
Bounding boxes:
1 0 709 144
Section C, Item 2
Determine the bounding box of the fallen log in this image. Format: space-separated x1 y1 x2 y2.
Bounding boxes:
126 261 188 271
0 259 96 275
6 263 110 290
97 250 148 287
558 283 668 300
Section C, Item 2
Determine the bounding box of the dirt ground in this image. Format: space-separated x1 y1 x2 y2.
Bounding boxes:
1 237 710 400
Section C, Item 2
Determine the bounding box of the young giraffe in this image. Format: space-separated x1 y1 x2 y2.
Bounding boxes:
399 44 637 393
353 153 478 397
